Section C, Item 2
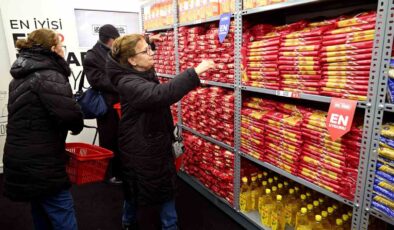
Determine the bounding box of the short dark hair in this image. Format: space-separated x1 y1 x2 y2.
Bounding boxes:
99 24 120 43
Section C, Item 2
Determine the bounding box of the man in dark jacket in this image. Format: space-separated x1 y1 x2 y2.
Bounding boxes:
83 24 122 184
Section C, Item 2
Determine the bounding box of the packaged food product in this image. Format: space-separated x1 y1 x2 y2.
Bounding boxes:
321 40 374 52
372 201 394 217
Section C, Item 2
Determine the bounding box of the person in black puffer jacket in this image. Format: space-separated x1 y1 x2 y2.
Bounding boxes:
3 29 83 230
106 34 215 230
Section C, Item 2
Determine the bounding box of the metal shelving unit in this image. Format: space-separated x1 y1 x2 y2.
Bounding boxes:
242 86 368 108
242 0 320 15
200 80 234 89
146 25 174 33
178 14 235 27
240 152 354 206
181 125 234 152
141 0 394 229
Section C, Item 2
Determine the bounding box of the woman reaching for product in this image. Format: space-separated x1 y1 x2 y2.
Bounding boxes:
106 34 215 230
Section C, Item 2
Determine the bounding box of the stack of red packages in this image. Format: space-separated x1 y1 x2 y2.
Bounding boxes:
157 77 179 124
279 21 336 94
243 24 281 89
183 133 234 204
262 104 306 175
153 31 176 74
179 26 205 74
299 110 363 199
182 87 234 146
179 23 235 83
240 98 276 160
320 12 376 101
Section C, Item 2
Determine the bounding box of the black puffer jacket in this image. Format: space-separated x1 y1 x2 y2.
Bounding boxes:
3 47 84 201
106 54 200 206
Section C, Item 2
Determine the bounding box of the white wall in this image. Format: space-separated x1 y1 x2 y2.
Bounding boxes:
0 0 142 172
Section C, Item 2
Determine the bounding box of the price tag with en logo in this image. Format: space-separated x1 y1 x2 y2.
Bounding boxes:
326 98 357 141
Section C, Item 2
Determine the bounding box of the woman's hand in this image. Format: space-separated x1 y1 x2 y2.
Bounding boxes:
194 60 215 76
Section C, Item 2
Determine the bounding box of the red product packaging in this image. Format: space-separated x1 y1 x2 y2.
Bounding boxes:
279 45 321 52
321 48 372 58
336 14 376 28
322 65 370 71
321 40 373 52
323 29 374 41
279 51 320 57
279 65 321 71
325 22 375 35
322 34 374 46
321 53 372 63
322 70 370 76
279 56 320 62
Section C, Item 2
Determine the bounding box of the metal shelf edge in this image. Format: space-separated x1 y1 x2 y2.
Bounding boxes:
370 208 394 226
181 125 234 151
146 25 174 32
240 152 354 207
201 80 235 89
178 171 267 230
157 73 175 79
179 14 235 27
242 0 321 15
241 86 366 108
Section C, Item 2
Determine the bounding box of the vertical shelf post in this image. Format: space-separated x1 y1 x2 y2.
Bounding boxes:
358 0 394 228
233 0 243 211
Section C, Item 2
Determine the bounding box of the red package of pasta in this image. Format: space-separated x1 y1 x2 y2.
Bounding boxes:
281 40 321 47
278 60 320 66
336 13 376 28
322 65 370 71
279 45 321 52
323 29 374 41
248 50 279 56
280 51 320 57
322 34 374 46
324 23 375 35
281 70 321 75
279 65 321 71
321 53 372 63
322 70 370 76
321 40 374 52
279 56 320 62
282 74 322 80
321 47 372 58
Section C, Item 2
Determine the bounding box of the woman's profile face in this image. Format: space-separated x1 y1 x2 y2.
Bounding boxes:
128 39 155 71
52 35 65 58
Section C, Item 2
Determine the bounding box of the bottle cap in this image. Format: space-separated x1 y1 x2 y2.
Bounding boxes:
318 198 324 203
262 181 267 186
242 177 248 183
313 200 319 207
306 192 311 197
321 211 328 218
277 195 282 201
251 176 257 182
278 183 283 189
307 204 313 210
274 176 278 181
301 207 307 213
268 178 273 183
266 189 271 194
258 173 262 179
294 186 300 192
272 186 277 192
327 207 334 214
300 194 306 200
342 214 349 221
315 215 322 221
332 204 338 210
263 172 268 176
289 188 294 194
336 219 343 226
284 181 289 186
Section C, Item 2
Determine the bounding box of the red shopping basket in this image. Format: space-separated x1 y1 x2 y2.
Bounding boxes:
113 103 183 172
66 143 113 185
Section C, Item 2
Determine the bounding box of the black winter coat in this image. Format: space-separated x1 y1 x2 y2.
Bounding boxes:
3 47 84 201
106 55 200 206
83 41 119 106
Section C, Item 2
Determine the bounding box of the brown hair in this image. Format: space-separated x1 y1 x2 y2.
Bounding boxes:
111 34 145 66
16 28 58 51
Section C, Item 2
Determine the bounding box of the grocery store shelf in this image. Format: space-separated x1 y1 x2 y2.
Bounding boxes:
157 73 175 79
146 24 173 32
179 14 235 27
181 125 234 152
178 171 266 230
385 103 394 112
241 211 270 230
241 86 367 108
370 208 394 226
200 80 234 89
242 0 320 15
240 152 354 207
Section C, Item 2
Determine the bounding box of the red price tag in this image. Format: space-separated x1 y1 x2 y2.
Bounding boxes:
326 98 357 141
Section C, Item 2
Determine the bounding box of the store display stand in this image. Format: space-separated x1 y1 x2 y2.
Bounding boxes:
141 0 394 229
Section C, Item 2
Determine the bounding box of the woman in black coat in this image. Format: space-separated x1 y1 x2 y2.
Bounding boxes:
106 34 214 230
3 29 84 230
